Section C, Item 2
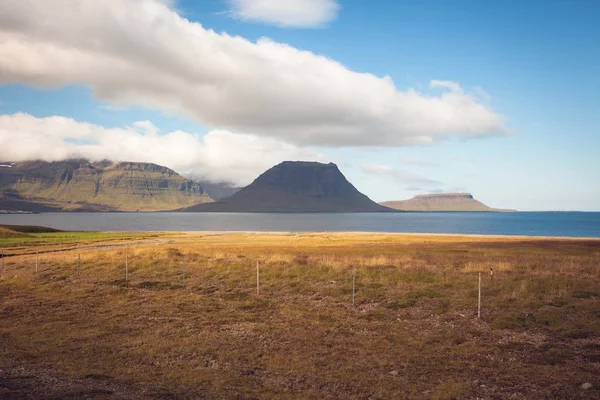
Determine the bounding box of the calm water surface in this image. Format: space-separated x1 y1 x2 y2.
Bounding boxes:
0 212 599 238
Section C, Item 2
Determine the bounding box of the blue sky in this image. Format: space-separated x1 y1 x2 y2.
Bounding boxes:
0 0 598 210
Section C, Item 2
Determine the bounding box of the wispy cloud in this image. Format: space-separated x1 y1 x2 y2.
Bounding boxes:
360 164 441 187
430 80 463 94
427 188 445 194
225 0 340 28
451 157 477 167
0 113 322 186
0 0 509 147
406 186 444 193
470 86 493 103
400 157 437 167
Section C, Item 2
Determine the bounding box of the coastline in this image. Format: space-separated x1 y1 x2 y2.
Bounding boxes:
173 231 600 241
2 223 599 240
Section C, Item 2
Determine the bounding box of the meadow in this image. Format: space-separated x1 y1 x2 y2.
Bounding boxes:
0 229 599 399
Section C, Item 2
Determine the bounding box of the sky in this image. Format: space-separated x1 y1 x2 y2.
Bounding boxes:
0 0 598 211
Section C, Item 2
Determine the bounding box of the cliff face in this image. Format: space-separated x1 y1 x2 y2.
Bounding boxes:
380 192 515 212
0 160 213 212
181 161 396 213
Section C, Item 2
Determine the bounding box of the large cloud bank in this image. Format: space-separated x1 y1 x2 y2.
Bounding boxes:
0 0 508 147
0 113 320 186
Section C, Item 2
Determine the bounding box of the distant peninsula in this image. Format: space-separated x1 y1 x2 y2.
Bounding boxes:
380 193 516 212
180 161 396 213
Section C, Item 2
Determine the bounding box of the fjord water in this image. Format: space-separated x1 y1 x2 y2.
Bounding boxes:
0 212 599 238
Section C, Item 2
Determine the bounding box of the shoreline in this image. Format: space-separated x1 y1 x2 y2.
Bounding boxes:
2 224 599 241
163 230 600 240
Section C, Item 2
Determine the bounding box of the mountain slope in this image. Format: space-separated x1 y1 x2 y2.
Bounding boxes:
197 181 240 201
380 193 515 212
0 160 213 212
181 161 396 213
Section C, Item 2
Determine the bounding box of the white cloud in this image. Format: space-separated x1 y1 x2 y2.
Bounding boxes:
360 164 441 187
226 0 340 28
0 113 321 186
430 80 463 94
0 0 509 147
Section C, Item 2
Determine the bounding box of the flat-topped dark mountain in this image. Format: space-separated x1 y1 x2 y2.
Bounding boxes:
381 192 516 212
181 161 396 213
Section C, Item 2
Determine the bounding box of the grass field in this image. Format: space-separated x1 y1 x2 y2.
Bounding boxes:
1 231 599 399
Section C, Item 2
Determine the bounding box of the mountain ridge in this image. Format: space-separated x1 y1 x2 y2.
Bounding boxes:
0 159 213 212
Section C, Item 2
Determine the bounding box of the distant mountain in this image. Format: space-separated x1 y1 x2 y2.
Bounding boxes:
197 181 240 201
380 193 516 212
0 160 213 212
181 161 396 213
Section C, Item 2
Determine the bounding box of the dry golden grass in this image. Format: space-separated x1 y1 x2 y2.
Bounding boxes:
0 227 30 239
0 232 599 399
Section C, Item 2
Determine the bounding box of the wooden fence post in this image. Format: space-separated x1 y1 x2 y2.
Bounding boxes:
352 267 356 307
478 272 481 319
256 261 260 295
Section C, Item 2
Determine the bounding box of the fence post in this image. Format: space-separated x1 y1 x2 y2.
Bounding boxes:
1 249 3 274
352 267 356 307
256 261 260 295
78 254 81 278
36 252 38 274
478 272 481 319
125 252 128 282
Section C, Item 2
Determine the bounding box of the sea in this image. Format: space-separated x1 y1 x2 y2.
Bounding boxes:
0 212 599 238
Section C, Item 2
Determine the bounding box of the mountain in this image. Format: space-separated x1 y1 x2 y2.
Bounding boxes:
180 161 396 213
197 181 240 201
0 160 213 212
380 193 516 212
